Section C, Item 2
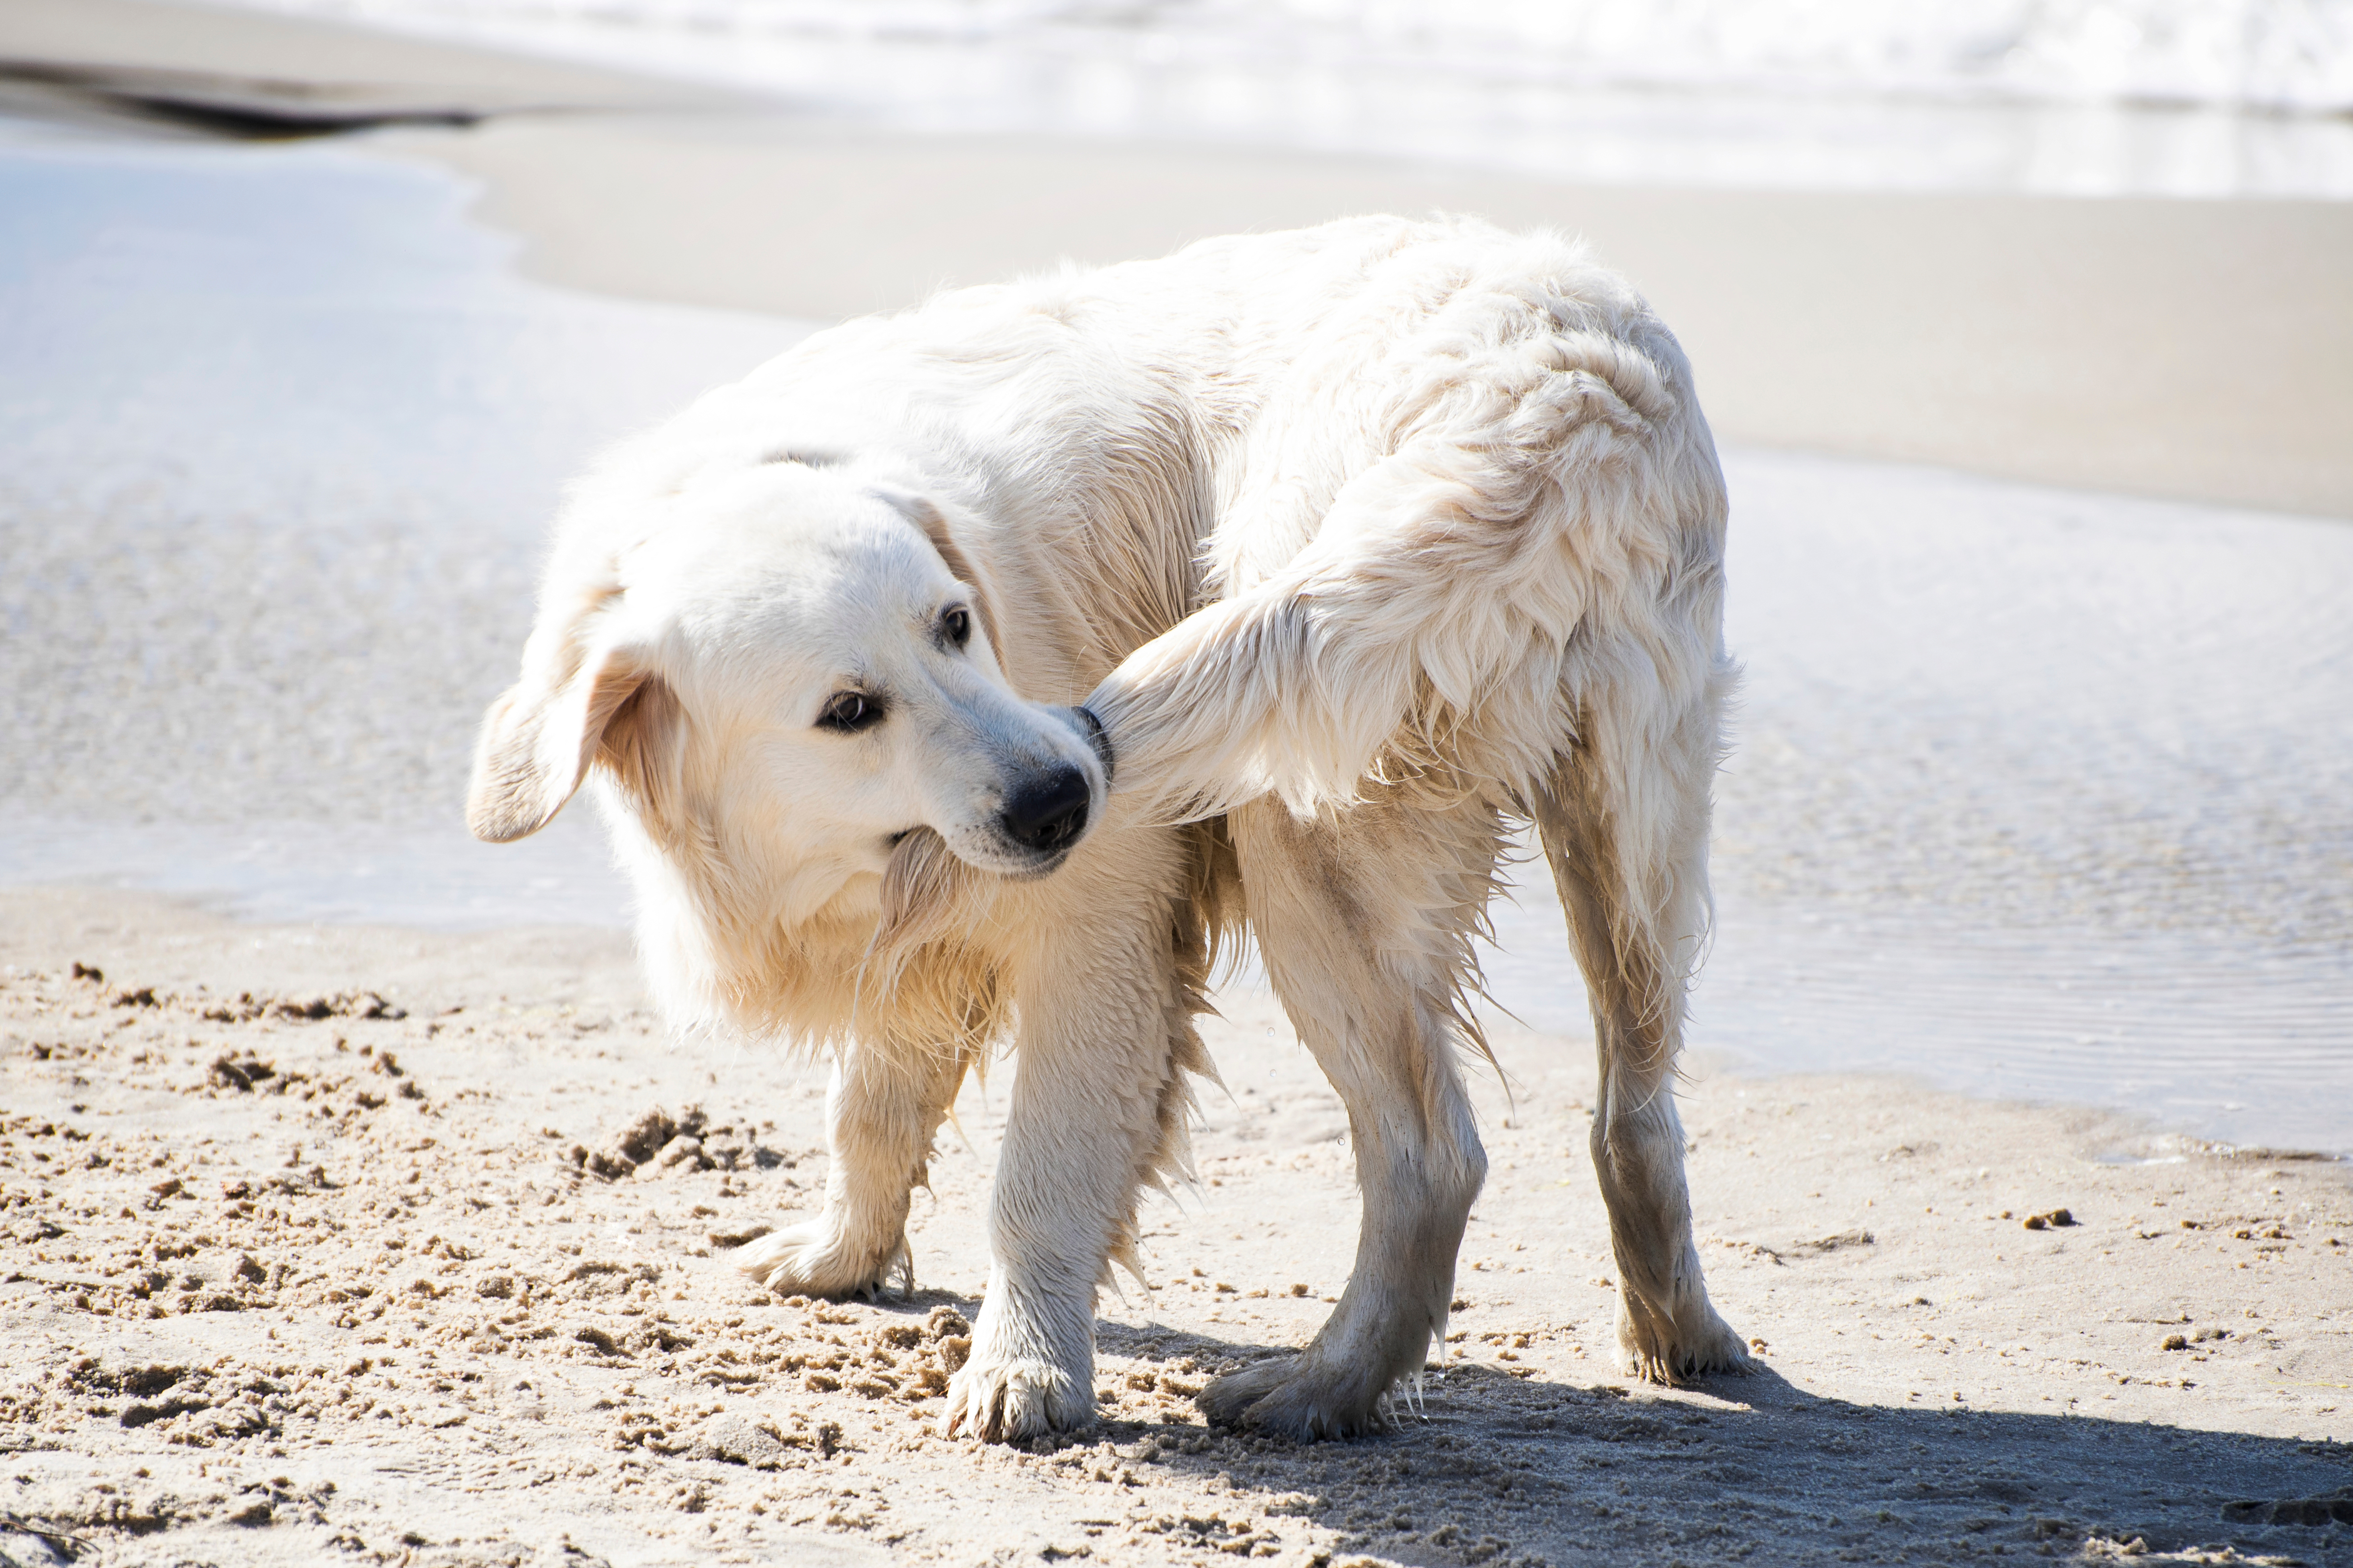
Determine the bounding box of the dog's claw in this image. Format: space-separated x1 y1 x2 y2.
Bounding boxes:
1198 1353 1396 1441
1618 1302 1752 1384
945 1354 1091 1443
733 1218 909 1300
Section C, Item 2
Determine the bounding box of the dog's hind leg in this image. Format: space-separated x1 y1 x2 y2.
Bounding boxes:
1529 685 1748 1383
736 1037 969 1299
1197 792 1497 1439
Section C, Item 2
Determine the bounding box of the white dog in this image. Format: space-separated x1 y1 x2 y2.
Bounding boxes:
469 214 1747 1442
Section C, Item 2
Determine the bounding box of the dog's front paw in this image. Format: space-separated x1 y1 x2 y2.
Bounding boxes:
1198 1352 1395 1440
944 1352 1091 1443
733 1217 909 1300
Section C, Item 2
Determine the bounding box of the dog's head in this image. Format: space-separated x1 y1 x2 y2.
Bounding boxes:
466 458 1109 925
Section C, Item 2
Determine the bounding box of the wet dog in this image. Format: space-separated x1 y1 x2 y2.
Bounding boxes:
468 214 1746 1441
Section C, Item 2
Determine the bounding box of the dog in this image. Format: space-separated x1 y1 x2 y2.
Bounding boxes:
468 213 1747 1442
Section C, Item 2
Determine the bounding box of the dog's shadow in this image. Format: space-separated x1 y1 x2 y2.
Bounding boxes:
827 1301 2346 1564
1077 1323 2347 1567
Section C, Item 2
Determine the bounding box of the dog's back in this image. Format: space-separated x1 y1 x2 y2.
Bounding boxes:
609 215 1714 729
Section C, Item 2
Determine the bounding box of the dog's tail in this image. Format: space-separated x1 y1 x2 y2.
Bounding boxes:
1083 291 1728 830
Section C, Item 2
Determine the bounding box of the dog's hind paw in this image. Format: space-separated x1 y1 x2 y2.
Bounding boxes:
1618 1302 1752 1384
945 1353 1091 1443
1198 1353 1392 1440
733 1218 909 1300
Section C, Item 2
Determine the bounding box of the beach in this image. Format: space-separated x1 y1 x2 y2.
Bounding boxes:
2 3 2350 1565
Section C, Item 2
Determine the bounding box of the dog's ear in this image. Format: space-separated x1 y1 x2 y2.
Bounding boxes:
466 625 652 844
867 483 1001 657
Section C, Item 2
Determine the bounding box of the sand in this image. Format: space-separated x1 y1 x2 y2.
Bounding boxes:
3 889 2349 1568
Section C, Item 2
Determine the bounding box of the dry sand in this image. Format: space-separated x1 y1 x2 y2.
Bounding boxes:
4 890 2349 1567
379 116 2353 519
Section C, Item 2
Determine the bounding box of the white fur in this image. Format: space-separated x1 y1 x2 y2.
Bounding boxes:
469 215 1748 1443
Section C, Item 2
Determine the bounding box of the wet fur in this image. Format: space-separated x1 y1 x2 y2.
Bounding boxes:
469 215 1747 1445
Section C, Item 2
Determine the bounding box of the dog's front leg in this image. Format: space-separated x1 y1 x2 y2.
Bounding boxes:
737 1038 968 1299
946 883 1187 1443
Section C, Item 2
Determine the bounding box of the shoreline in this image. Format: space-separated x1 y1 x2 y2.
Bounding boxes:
10 808 2352 1162
3 6 2345 1165
1 0 718 128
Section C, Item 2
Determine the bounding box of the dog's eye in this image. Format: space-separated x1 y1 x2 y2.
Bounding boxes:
942 606 972 648
817 691 884 733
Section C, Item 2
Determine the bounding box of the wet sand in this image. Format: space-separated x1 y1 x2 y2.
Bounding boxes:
0 0 706 128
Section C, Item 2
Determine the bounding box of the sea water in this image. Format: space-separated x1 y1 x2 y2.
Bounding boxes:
218 0 2353 197
0 125 812 926
2 123 2346 1152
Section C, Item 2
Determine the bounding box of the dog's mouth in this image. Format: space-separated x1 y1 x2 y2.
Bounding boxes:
891 822 1078 882
993 843 1075 882
958 829 1078 882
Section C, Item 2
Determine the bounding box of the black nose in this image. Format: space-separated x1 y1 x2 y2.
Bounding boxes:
999 765 1091 853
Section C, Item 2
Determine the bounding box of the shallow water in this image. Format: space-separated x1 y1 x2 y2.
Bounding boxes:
1489 883 2353 1159
0 125 814 829
2 125 2346 1152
